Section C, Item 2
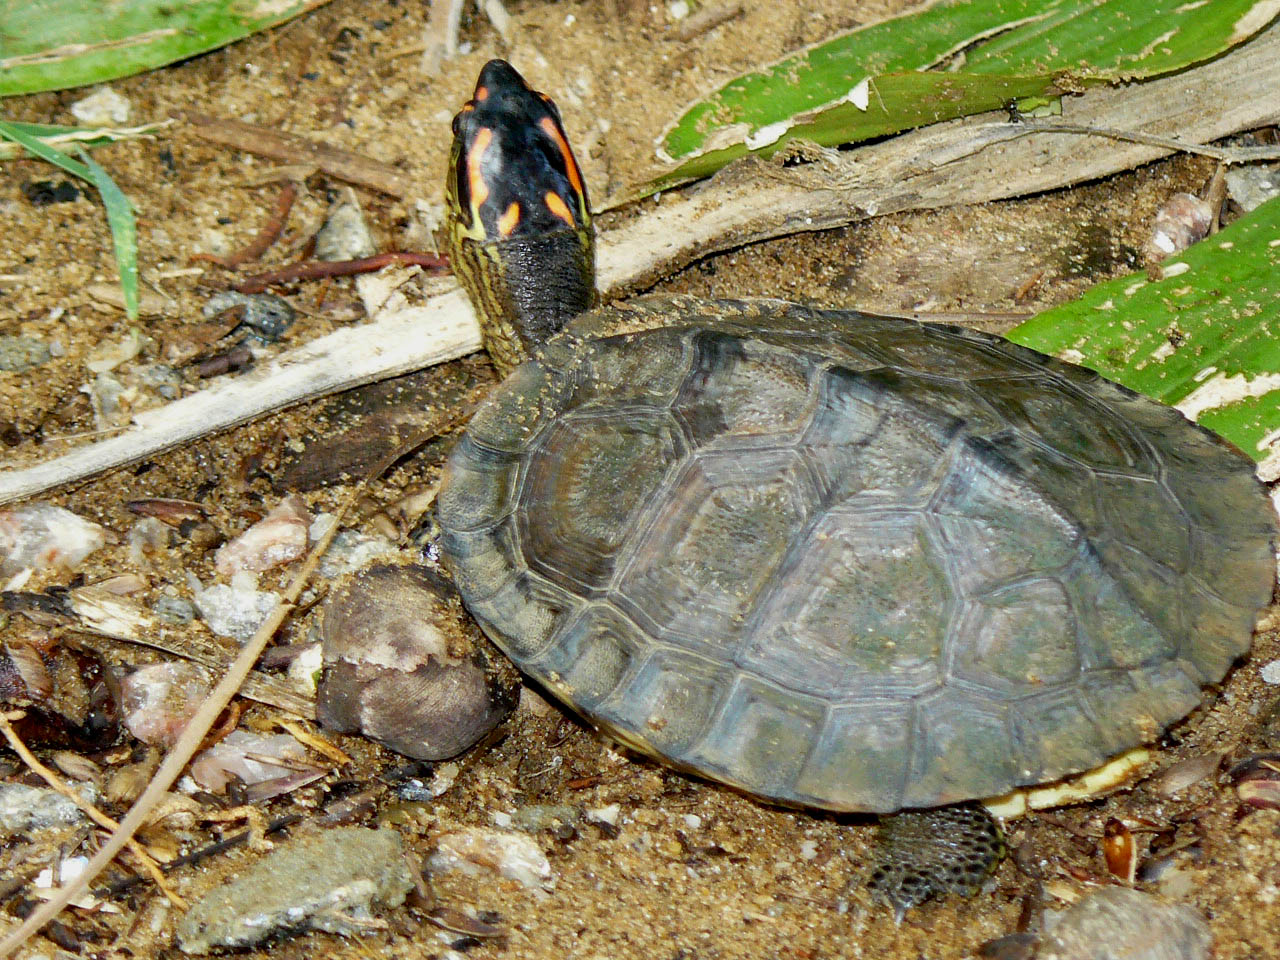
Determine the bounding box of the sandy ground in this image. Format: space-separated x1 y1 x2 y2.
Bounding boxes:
2 1 1279 958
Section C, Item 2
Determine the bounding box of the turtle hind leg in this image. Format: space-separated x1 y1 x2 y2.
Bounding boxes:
867 802 1006 919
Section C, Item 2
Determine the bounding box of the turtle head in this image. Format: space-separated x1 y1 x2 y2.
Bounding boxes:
446 60 596 375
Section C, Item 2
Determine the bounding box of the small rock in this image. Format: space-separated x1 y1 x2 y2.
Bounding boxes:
85 327 149 374
317 563 519 760
1261 659 1280 685
980 932 1039 960
0 782 97 834
1144 193 1212 266
314 188 378 261
201 291 294 342
1037 887 1210 960
191 574 280 640
510 804 579 834
0 503 106 578
286 641 324 695
153 593 197 625
429 760 461 797
175 827 414 953
429 827 553 890
315 528 398 577
83 370 130 428
70 87 131 125
35 855 90 889
138 362 183 399
0 335 52 372
586 803 621 828
214 494 310 576
1225 164 1280 212
120 662 212 748
127 516 170 564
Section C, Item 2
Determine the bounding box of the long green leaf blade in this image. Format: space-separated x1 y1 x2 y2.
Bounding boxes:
0 120 139 320
657 0 1280 185
77 147 140 322
0 0 332 96
0 120 167 160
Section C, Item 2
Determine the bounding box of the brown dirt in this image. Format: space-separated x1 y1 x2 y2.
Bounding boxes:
2 1 1278 959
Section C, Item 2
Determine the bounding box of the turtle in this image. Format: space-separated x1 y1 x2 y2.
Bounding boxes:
434 60 1277 908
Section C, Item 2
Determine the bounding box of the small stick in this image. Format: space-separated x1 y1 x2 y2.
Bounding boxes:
421 0 463 74
235 251 449 293
671 1 745 42
178 111 412 198
191 183 298 268
1006 120 1280 164
0 712 185 909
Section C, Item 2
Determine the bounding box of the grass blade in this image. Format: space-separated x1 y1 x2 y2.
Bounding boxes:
0 120 139 320
0 120 168 160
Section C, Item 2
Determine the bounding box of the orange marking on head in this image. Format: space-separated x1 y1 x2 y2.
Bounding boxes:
538 116 584 200
460 103 474 113
497 202 521 237
466 127 492 209
544 190 575 228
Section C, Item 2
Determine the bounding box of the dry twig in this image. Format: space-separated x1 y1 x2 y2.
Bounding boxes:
178 111 411 198
236 251 448 293
0 712 185 909
191 183 299 268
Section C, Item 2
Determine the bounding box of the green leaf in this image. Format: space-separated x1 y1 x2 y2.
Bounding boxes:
77 148 140 322
0 0 332 96
0 120 168 161
651 71 1064 191
1008 196 1280 471
655 0 1280 188
0 120 139 320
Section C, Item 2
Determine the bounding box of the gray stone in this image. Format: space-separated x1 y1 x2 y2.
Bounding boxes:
0 335 51 372
1037 887 1211 960
1226 164 1280 212
0 783 95 834
176 826 414 953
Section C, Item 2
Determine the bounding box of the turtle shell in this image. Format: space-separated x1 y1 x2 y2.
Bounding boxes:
437 295 1277 813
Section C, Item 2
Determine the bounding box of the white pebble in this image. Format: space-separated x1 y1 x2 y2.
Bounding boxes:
214 494 310 576
192 579 280 640
0 503 106 577
70 87 130 125
429 827 553 890
36 856 90 889
587 803 621 827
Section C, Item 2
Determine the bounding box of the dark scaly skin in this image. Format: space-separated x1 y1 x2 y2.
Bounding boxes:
869 804 1007 918
444 60 596 375
443 59 1006 911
